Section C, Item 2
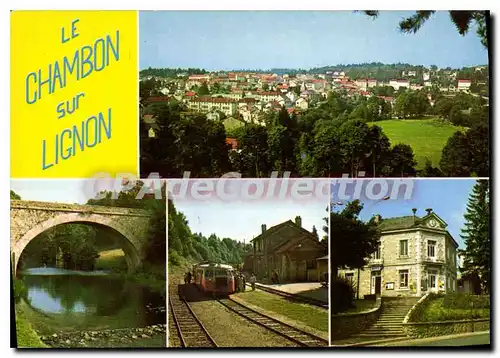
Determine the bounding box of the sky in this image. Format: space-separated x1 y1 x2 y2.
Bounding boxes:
11 180 95 204
174 198 328 245
345 179 479 249
139 11 488 70
12 179 480 250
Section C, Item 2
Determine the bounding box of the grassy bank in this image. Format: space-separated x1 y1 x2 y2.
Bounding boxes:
233 290 328 333
95 249 165 294
95 249 128 271
15 308 47 348
369 118 465 169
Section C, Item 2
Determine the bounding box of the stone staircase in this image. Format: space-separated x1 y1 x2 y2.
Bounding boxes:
333 296 420 345
355 297 419 339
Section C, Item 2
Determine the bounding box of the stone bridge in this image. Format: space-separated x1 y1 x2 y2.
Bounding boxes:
10 200 154 274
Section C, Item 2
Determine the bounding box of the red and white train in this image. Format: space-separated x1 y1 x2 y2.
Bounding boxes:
193 262 236 295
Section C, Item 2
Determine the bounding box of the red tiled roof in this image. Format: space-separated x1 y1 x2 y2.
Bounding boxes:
191 96 237 103
458 79 472 83
188 75 209 80
368 79 377 82
238 98 257 103
146 96 172 103
226 137 238 149
259 91 280 96
185 91 196 96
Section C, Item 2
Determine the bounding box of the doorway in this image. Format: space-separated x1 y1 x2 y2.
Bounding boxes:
371 271 382 295
428 270 438 293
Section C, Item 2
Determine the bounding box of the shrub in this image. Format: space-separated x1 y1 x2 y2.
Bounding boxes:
14 279 28 304
331 276 355 314
408 293 439 322
168 250 182 267
443 292 490 309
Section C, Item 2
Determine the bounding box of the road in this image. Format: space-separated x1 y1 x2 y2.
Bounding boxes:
377 332 490 347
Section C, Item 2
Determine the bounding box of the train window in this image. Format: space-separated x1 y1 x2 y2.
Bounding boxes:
214 269 227 277
204 270 212 280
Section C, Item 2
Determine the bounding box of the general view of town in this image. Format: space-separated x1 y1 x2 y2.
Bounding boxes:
140 64 488 178
139 11 489 179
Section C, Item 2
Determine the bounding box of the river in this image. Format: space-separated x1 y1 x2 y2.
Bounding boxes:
20 267 166 334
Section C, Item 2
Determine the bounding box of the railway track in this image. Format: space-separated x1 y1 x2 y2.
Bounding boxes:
169 287 218 348
251 283 328 310
217 297 328 347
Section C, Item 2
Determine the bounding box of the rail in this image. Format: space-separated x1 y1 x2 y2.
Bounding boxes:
168 287 218 348
217 297 328 347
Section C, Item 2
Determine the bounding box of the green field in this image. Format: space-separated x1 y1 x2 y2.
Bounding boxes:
223 117 245 132
369 118 466 169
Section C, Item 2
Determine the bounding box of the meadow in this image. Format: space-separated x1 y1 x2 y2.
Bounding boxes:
369 118 465 169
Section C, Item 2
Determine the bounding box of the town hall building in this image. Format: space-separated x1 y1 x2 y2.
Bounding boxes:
340 209 458 298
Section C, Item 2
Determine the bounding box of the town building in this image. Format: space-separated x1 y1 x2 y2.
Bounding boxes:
389 79 410 91
355 79 368 91
340 209 458 298
367 79 378 88
243 217 327 282
187 96 238 116
457 79 472 92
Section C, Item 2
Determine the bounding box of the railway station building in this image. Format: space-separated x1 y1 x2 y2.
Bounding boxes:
243 216 327 283
339 209 458 298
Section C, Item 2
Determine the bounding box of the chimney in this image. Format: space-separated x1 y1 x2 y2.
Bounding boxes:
425 208 433 215
261 224 267 234
295 216 302 227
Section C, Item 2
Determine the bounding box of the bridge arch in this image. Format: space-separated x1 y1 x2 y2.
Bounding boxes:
13 212 143 275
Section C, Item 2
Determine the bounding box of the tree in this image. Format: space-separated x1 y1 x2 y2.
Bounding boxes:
197 82 210 96
388 144 417 177
338 119 371 177
366 125 392 177
362 11 489 48
309 120 343 176
10 190 21 200
459 180 490 293
87 181 167 265
418 159 444 177
329 200 381 280
434 97 455 119
236 124 271 177
440 123 489 177
262 83 270 91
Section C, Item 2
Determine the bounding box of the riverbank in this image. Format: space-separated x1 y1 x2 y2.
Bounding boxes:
40 324 166 348
16 251 167 348
96 249 166 295
15 308 47 348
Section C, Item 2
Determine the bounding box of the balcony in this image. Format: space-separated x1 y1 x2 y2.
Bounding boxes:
368 258 384 268
422 256 445 264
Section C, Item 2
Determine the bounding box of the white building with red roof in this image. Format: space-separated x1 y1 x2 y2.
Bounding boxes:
457 79 472 92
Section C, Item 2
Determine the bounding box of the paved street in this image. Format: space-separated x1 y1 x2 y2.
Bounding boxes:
375 332 490 347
